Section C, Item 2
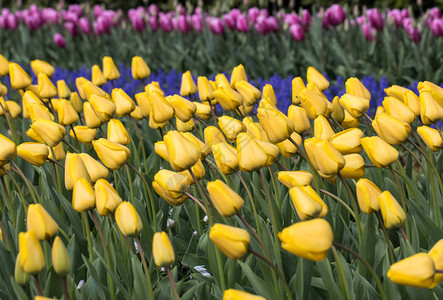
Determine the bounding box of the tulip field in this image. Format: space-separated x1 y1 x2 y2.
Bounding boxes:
1 3 443 300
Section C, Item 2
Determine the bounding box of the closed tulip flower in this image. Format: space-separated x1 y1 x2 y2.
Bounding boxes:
177 118 195 132
70 92 83 113
14 254 30 285
130 106 144 120
95 178 122 216
403 90 420 116
164 131 200 171
235 80 261 106
17 142 49 166
27 203 58 240
83 102 102 128
278 218 333 261
385 85 411 100
27 103 54 122
277 132 302 157
299 88 328 120
52 236 71 276
180 70 197 96
145 81 165 96
213 86 243 111
379 191 406 229
345 77 371 100
341 110 360 128
382 97 415 124
0 133 16 165
356 178 381 214
230 64 247 88
0 55 8 76
132 56 151 80
58 98 79 126
102 56 120 80
182 132 210 159
420 92 443 125
70 126 97 145
90 65 107 86
93 138 130 170
169 94 196 122
278 171 313 188
429 239 443 288
153 169 189 206
307 66 329 91
154 141 169 161
0 100 21 118
82 81 110 101
258 106 294 143
305 137 345 178
135 92 150 117
314 115 335 141
218 116 246 143
197 76 214 101
72 178 95 212
115 202 143 236
56 80 71 99
194 102 212 120
329 128 364 154
107 119 130 145
223 289 265 300
79 153 109 182
207 180 244 217
65 152 91 190
418 81 443 107
361 136 398 167
243 117 268 141
31 59 54 77
18 231 45 274
339 94 370 119
89 95 116 122
212 142 239 175
9 63 32 90
417 126 443 151
292 77 305 105
48 143 65 161
237 133 274 172
149 91 174 123
330 96 345 123
75 77 89 99
37 73 57 99
204 126 226 148
179 159 206 185
290 185 328 220
209 224 250 260
340 154 365 179
262 84 277 105
153 232 175 267
287 105 311 133
215 73 229 89
387 253 435 288
372 114 411 145
111 88 136 117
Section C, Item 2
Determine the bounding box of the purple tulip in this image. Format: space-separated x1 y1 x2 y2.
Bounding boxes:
367 8 384 30
53 33 66 48
79 17 91 34
284 14 301 26
290 23 304 41
25 13 41 31
6 13 18 30
388 9 402 27
64 21 78 37
230 9 242 20
42 8 59 24
159 14 173 32
302 9 312 28
94 5 103 18
149 16 158 32
131 14 146 32
223 13 236 30
236 14 249 32
254 15 269 35
194 7 203 15
208 17 224 35
429 7 441 20
190 14 202 32
362 23 375 41
430 18 443 36
266 17 279 32
0 15 7 30
325 4 346 27
178 15 190 33
148 4 159 16
248 7 260 23
400 8 409 19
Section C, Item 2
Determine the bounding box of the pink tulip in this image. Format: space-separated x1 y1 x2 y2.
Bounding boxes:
248 7 260 23
290 23 304 41
149 16 158 32
236 14 249 32
53 33 66 48
223 13 236 30
79 17 91 34
367 8 384 30
191 14 203 32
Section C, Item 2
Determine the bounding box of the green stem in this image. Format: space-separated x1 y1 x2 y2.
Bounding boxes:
375 211 395 264
63 276 70 300
1 176 15 225
235 171 260 236
10 161 39 204
0 101 18 143
268 166 281 211
49 147 62 194
166 267 179 300
388 165 410 240
125 165 135 204
318 188 356 220
135 237 155 300
1 166 27 214
69 124 82 152
331 246 352 300
337 174 362 239
82 212 94 262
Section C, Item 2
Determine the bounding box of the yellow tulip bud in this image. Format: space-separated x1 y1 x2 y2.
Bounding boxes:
307 66 329 91
169 94 196 122
52 236 71 276
387 253 435 288
14 254 30 285
262 84 277 105
276 132 302 157
48 143 65 161
178 159 206 185
429 239 443 288
361 136 398 167
154 141 169 161
30 119 65 147
0 133 16 165
194 102 212 120
213 86 243 111
83 102 102 128
31 59 54 77
131 56 151 80
418 81 443 107
278 171 312 188
230 64 247 88
314 115 335 141
243 116 268 141
292 77 305 105
218 116 246 143
209 224 250 260
0 55 8 76
235 80 261 106
278 218 333 261
115 202 143 236
180 70 197 96
204 126 226 148
339 154 365 179
197 76 214 102
329 128 364 154
287 105 311 133
152 169 189 206
130 106 144 120
305 137 345 178
417 126 443 151
290 185 328 220
330 96 345 123
176 118 195 132
75 77 89 99
111 88 136 117
37 73 57 99
299 88 328 120
385 85 410 100
372 114 411 145
70 92 83 113
56 80 71 98
153 232 175 267
257 106 294 143
19 231 45 274
82 81 110 101
0 83 7 97
27 103 54 122
17 142 49 166
237 133 272 172
27 203 58 240
207 180 244 217
70 126 97 145
92 138 130 171
164 131 200 171
145 81 165 96
356 178 381 214
402 90 420 116
78 153 109 182
0 163 9 177
9 63 32 90
182 132 210 159
215 73 230 89
72 178 95 212
0 100 21 118
107 119 130 145
102 56 120 80
89 94 116 122
212 142 239 175
345 77 370 100
135 92 150 117
65 152 91 190
379 191 406 229
58 98 79 126
420 92 443 125
95 178 122 216
339 94 370 119
382 97 415 124
149 91 174 123
341 110 360 128
223 289 265 300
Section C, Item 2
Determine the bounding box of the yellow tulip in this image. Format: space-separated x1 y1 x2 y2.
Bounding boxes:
130 106 144 120
72 178 96 212
14 253 30 285
243 116 268 141
230 64 247 88
204 126 226 148
307 66 329 91
314 115 335 141
237 133 273 172
290 185 328 220
387 253 435 288
197 76 214 102
107 119 130 145
135 92 150 117
152 169 189 206
176 118 195 132
209 224 250 260
83 102 102 128
27 203 58 240
69 126 97 145
339 154 365 179
131 56 151 80
329 128 364 154
287 105 311 134
278 171 313 188
88 94 115 122
95 178 122 216
379 191 406 229
16 142 49 166
292 77 305 105
215 73 230 88
194 102 212 120
25 127 44 143
52 236 71 276
372 114 411 145
58 98 79 126
37 73 57 99
361 136 398 167
93 138 130 170
75 77 89 99
178 159 206 185
299 88 328 120
89 65 107 86
164 131 200 171
304 137 345 178
111 88 136 117
18 231 45 274
345 77 370 100
145 81 165 96
213 86 243 111
402 90 420 116
262 84 277 105
218 116 246 143
207 180 244 217
9 63 32 90
418 81 443 107
278 218 333 261
339 94 370 119
31 59 54 77
180 70 197 96
420 92 443 125
115 202 143 236
212 142 239 175
64 152 91 190
70 92 83 113
102 56 120 80
223 289 265 300
341 110 360 128
149 91 174 123
330 96 345 123
382 96 415 124
0 54 8 76
82 81 110 101
235 80 261 106
257 106 294 143
169 94 196 122
385 85 410 100
153 232 175 267
27 103 54 122
56 80 71 98
0 133 16 165
0 83 7 97
429 239 443 288
276 132 302 157
47 143 65 161
0 100 21 118
356 178 381 214
417 126 443 151
182 132 210 159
